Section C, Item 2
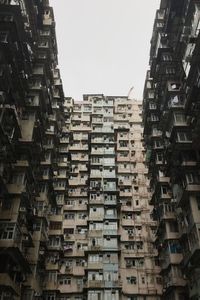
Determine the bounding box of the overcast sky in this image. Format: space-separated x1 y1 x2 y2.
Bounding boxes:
49 0 160 101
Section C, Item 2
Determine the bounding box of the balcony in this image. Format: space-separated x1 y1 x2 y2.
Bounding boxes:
159 204 176 221
121 218 136 226
69 144 88 151
0 273 20 296
68 178 87 186
157 175 170 184
104 280 122 288
87 280 104 288
70 125 91 131
6 183 26 195
90 197 104 204
118 167 131 174
119 190 132 197
48 229 63 236
88 230 103 237
72 266 85 276
183 224 200 266
68 190 87 197
63 203 87 211
89 214 104 221
184 183 200 193
163 276 186 289
160 252 183 270
104 199 117 205
117 155 130 162
90 171 116 179
164 229 180 240
87 262 103 269
103 186 117 192
45 262 59 271
13 160 29 168
43 280 58 290
103 229 118 235
104 214 118 220
87 245 102 251
64 247 85 257
0 105 21 140
49 215 63 222
118 179 132 186
117 145 129 151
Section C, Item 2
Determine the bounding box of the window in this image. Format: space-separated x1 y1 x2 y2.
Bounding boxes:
148 91 154 98
0 223 17 239
0 31 8 43
39 183 47 193
1 199 12 210
151 114 159 121
56 194 64 205
59 278 71 285
64 213 75 219
169 221 179 232
78 213 87 220
168 240 182 253
177 132 192 142
162 53 172 61
127 276 137 284
174 113 185 123
166 67 175 74
12 172 25 184
49 237 60 247
141 276 145 284
33 220 41 231
154 140 162 148
161 186 168 195
48 272 57 282
156 277 162 284
136 241 143 250
197 196 200 210
45 295 55 300
149 102 157 109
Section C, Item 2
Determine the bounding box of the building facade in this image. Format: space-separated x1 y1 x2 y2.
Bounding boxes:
0 0 65 299
143 0 200 299
55 95 162 300
4 0 200 299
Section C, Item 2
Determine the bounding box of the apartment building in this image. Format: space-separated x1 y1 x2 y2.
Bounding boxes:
0 0 66 299
54 95 161 300
143 0 200 299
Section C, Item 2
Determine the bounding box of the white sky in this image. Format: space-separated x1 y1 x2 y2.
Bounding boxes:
49 0 160 101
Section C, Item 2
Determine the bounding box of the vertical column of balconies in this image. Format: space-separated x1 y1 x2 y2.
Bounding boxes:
58 100 90 299
178 2 200 298
84 95 120 300
31 4 65 299
114 98 162 300
143 78 188 299
43 69 66 299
